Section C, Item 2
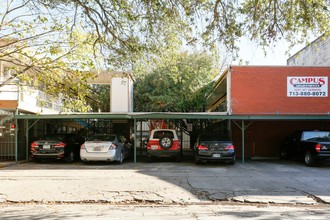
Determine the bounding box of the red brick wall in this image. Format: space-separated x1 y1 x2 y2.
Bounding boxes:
230 66 330 114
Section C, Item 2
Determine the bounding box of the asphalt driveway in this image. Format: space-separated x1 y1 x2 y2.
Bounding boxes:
0 159 330 205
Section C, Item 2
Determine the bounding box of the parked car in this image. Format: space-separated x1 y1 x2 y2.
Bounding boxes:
194 133 235 165
146 129 181 161
80 134 132 164
30 133 85 163
280 130 330 166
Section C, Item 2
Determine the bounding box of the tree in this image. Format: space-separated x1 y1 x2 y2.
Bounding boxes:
0 0 98 112
88 84 110 112
36 0 329 64
134 51 217 112
1 0 329 112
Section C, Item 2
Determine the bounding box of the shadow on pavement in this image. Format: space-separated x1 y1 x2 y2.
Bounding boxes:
1 157 330 206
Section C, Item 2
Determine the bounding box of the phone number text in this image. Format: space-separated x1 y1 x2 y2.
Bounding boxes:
288 91 327 97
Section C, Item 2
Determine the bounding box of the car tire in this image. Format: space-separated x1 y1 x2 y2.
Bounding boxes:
228 159 235 165
159 136 173 150
200 159 207 164
194 156 201 164
304 151 315 167
33 158 41 163
65 151 74 163
175 155 182 162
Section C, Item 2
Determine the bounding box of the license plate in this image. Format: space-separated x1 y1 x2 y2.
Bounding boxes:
213 154 221 158
94 147 102 151
151 145 158 150
43 145 50 149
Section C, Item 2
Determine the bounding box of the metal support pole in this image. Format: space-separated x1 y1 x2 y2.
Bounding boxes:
15 113 18 163
15 81 19 163
242 120 245 164
133 118 137 163
232 120 253 164
180 130 183 157
25 119 29 162
140 120 143 157
26 119 39 162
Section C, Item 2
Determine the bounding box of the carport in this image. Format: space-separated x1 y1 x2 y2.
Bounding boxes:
14 112 330 164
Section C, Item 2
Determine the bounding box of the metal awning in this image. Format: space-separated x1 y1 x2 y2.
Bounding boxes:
14 112 330 120
14 112 330 164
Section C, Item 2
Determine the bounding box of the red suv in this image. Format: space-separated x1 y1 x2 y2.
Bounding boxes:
146 129 181 161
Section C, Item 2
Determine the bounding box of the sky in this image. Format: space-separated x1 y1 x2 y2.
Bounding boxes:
234 37 305 66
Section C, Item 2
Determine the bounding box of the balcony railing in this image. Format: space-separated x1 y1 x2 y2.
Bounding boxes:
0 84 63 114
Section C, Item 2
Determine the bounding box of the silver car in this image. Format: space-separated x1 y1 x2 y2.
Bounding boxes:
80 134 132 164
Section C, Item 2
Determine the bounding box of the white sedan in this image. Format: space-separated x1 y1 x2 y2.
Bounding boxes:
80 134 131 164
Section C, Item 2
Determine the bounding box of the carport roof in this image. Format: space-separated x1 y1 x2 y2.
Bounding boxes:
14 112 330 120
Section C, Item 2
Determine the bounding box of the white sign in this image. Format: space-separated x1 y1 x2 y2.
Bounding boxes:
287 76 328 97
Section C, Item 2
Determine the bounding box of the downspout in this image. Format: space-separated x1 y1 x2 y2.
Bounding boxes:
227 66 232 115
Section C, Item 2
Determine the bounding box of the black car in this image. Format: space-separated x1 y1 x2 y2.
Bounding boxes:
30 133 85 163
194 133 235 165
280 130 330 166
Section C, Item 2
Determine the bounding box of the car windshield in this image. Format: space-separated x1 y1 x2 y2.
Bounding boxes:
153 131 174 139
40 134 67 141
87 134 116 142
302 131 330 141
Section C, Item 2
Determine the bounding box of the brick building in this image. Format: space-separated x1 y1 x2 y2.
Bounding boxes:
207 66 330 159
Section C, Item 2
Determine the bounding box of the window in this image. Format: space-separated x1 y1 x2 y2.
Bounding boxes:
302 131 330 141
87 134 116 142
1 66 17 82
3 66 9 79
153 131 174 139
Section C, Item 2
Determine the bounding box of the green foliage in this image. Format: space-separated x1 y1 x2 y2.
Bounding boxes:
1 0 329 113
0 0 99 112
36 0 330 65
134 52 217 112
240 0 330 50
88 84 110 112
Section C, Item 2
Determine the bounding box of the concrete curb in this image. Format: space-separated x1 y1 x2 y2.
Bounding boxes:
0 160 26 168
